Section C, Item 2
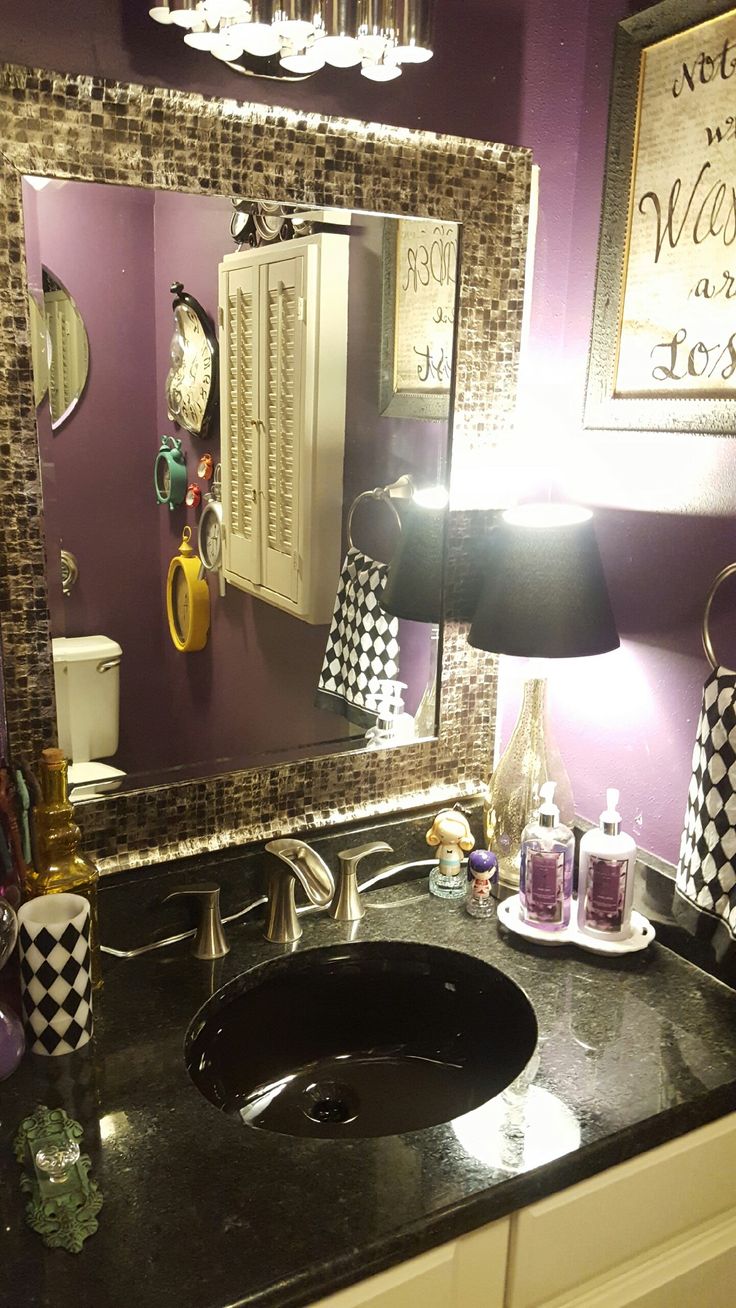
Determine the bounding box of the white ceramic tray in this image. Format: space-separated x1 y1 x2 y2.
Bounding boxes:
497 894 656 956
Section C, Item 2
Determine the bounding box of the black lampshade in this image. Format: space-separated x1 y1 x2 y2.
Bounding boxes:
468 506 620 659
382 499 447 624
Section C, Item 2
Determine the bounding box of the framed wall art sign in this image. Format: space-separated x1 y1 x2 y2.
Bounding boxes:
380 217 459 420
585 0 736 434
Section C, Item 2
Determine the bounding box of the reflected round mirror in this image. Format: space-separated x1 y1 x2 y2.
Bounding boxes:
28 267 90 429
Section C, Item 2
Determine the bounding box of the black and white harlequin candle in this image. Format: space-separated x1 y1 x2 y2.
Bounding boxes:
17 893 94 1055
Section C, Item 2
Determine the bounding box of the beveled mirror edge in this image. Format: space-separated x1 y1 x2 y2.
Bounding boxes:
0 64 531 873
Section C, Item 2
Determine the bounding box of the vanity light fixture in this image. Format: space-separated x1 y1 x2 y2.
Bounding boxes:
468 503 620 892
149 0 435 81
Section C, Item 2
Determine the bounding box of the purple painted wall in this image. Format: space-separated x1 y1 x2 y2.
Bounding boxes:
492 0 736 865
7 0 736 858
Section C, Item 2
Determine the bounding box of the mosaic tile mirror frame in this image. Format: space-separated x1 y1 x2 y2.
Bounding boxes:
0 63 532 873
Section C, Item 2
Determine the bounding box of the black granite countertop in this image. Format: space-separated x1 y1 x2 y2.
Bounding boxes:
2 806 736 1308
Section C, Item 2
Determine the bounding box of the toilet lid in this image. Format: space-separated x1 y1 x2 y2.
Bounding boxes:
68 761 126 792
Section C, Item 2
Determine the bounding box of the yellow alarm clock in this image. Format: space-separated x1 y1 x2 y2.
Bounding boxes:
166 526 210 652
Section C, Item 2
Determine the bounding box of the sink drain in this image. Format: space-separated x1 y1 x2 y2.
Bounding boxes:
302 1080 359 1126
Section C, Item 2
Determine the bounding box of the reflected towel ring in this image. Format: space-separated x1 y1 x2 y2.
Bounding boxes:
702 562 736 673
347 489 403 554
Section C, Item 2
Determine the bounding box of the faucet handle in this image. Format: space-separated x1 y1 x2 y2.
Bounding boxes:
330 841 393 922
162 883 229 960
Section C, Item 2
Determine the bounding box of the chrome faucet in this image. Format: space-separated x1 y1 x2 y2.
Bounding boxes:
330 840 393 922
263 839 335 944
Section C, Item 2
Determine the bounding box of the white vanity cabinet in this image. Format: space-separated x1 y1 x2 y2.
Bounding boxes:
310 1217 510 1308
310 1113 736 1308
218 229 349 625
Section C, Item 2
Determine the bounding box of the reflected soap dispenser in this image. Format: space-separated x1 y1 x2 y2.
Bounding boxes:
519 781 574 931
577 789 636 941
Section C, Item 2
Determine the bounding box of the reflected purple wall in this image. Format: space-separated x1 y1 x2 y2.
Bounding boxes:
22 179 168 772
24 182 441 782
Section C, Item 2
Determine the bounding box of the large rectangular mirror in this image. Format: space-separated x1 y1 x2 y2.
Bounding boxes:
23 177 457 798
0 64 531 869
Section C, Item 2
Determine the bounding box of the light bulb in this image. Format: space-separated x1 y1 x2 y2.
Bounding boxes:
317 34 362 67
280 46 327 73
184 27 220 49
230 22 282 56
390 40 433 64
502 503 593 529
413 486 449 509
169 2 201 29
201 0 249 18
272 9 315 44
211 32 246 59
361 59 401 80
149 5 174 23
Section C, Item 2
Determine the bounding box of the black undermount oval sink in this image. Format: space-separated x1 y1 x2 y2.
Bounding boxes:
185 941 538 1139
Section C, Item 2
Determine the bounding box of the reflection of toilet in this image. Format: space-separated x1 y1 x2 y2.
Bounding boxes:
51 636 126 798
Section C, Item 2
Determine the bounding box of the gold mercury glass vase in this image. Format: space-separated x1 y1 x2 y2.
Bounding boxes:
26 748 102 990
484 676 574 891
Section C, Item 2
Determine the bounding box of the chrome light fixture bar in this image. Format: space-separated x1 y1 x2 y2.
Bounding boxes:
149 0 435 82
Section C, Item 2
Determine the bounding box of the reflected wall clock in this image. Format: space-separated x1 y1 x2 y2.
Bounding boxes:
154 434 187 510
165 281 218 438
166 526 210 652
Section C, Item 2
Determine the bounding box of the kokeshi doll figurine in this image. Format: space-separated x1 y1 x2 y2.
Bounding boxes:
466 849 499 918
426 809 475 899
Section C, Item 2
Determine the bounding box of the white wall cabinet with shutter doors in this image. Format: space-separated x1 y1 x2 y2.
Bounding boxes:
218 228 350 625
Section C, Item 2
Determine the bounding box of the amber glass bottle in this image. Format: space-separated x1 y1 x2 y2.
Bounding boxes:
26 748 102 989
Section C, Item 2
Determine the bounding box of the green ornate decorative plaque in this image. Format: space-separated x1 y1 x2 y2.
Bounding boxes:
13 1104 103 1253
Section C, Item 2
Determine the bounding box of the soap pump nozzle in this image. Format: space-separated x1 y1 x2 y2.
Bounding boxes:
538 780 559 829
601 787 621 836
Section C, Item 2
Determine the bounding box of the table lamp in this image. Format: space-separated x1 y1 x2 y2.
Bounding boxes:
468 503 619 891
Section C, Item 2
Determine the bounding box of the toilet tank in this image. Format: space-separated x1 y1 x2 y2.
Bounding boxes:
52 635 122 764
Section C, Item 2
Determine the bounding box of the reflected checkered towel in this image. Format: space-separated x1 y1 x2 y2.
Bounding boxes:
315 547 400 730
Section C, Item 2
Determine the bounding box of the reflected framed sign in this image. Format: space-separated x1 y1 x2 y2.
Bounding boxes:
380 218 458 420
585 0 736 434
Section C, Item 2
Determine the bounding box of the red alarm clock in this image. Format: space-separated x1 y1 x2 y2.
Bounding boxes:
185 483 202 509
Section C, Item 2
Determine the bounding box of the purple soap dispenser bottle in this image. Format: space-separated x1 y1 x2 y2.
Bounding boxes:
519 781 574 931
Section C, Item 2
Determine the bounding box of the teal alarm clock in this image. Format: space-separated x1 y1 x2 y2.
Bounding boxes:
154 435 187 511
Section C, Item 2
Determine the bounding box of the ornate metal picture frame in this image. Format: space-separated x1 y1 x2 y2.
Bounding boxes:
585 0 736 434
0 63 531 872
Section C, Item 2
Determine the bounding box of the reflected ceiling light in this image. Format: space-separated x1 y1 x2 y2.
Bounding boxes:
280 35 327 73
361 59 401 80
316 0 362 67
232 0 282 56
169 0 201 28
202 0 250 17
211 29 247 59
152 0 435 80
184 21 221 49
271 0 315 46
390 0 434 63
149 5 174 24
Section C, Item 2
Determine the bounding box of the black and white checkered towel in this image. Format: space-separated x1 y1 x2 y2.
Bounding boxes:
677 667 736 939
315 546 400 730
